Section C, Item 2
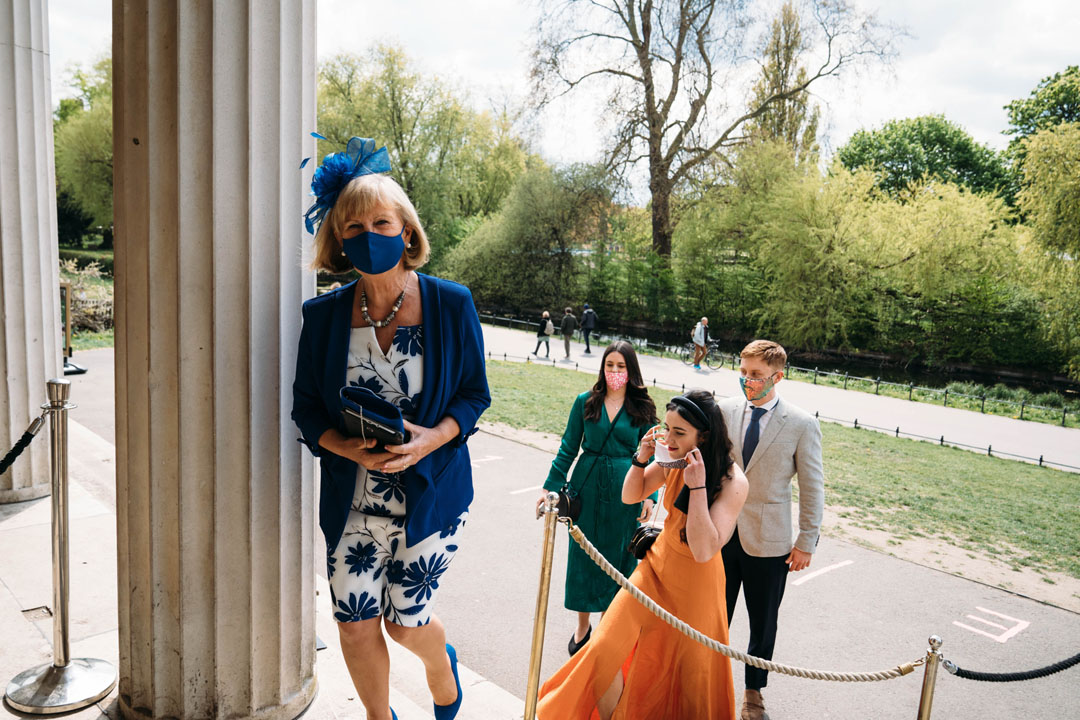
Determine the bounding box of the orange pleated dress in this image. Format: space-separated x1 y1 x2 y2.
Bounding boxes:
537 468 736 720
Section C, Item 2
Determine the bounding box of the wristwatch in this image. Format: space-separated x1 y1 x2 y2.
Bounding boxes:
631 456 649 469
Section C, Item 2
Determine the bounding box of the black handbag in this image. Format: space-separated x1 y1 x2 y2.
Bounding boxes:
556 407 623 522
627 487 664 559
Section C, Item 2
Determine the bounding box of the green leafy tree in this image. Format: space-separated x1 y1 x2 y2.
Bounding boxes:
531 0 899 257
745 2 820 163
1004 66 1080 154
836 115 1010 200
54 57 114 248
317 46 529 270
1019 123 1080 378
444 163 613 311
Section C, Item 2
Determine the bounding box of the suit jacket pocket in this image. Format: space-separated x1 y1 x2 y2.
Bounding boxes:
761 501 792 542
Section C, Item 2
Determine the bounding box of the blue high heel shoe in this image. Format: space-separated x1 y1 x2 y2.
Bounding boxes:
433 643 463 720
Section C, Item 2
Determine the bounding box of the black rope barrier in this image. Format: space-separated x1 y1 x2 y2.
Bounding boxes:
0 414 47 476
944 651 1080 682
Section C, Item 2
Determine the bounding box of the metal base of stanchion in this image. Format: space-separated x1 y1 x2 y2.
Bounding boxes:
5 658 117 714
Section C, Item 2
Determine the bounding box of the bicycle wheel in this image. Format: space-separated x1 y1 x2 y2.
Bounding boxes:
704 346 724 369
680 344 694 365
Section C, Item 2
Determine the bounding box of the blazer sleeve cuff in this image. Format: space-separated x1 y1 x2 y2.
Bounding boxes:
794 531 819 554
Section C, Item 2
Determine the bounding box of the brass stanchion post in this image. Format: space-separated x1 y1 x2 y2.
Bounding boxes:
524 492 561 720
5 380 117 713
915 635 943 720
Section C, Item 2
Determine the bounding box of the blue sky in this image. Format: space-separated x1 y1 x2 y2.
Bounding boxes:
49 0 1078 168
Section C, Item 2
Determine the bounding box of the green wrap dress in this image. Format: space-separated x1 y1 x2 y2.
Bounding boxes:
544 391 655 612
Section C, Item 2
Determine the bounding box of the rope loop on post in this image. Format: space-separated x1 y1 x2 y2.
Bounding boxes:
942 651 1080 682
566 523 922 683
0 410 49 476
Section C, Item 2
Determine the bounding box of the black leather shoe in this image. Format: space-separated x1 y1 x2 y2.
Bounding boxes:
568 625 592 656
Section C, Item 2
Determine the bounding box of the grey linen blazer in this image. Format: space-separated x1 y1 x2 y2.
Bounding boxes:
719 396 824 558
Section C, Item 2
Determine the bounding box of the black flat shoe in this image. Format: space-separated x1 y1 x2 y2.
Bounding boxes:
568 625 592 656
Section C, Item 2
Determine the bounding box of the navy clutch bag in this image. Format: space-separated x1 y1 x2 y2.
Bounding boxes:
339 386 410 451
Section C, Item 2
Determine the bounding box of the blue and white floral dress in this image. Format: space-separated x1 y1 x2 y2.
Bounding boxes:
328 323 467 626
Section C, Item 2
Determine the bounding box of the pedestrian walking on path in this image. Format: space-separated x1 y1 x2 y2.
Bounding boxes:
720 340 824 720
292 138 489 720
534 310 554 357
581 303 598 354
538 389 748 719
537 342 659 660
561 307 578 360
691 317 709 369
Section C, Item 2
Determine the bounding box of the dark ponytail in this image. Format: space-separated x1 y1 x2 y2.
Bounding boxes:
668 389 732 513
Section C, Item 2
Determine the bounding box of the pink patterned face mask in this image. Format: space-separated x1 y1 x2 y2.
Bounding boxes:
605 371 629 391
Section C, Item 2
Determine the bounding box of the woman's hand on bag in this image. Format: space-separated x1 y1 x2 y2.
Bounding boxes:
683 448 706 489
333 435 397 471
637 498 655 523
381 419 442 473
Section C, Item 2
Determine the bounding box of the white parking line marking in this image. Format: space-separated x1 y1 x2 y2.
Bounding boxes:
791 560 853 586
471 455 504 468
510 485 544 495
953 607 1030 643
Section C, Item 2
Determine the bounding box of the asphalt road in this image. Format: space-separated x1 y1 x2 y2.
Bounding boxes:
60 347 1080 718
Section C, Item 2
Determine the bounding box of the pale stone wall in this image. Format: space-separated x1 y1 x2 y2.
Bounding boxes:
112 1 317 717
0 0 63 504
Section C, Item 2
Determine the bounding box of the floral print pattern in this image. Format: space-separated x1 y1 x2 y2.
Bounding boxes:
328 511 467 626
329 322 464 626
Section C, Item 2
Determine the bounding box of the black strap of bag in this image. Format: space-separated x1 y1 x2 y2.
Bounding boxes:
557 406 623 520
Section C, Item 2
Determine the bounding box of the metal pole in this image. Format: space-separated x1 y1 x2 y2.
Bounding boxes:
524 492 561 720
48 380 72 668
5 379 117 714
915 635 942 720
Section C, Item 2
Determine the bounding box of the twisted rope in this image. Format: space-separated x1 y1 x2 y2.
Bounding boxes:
567 523 922 682
943 652 1080 682
0 412 47 476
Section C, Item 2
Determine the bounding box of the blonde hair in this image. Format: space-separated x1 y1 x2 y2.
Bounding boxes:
311 174 430 273
740 339 787 371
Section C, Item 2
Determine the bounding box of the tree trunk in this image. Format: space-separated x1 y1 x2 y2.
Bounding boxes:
650 182 673 257
100 224 114 250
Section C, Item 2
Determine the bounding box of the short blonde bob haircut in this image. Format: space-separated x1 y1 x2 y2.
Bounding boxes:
740 339 788 371
311 174 430 274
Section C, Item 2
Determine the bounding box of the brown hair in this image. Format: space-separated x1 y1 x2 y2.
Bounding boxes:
740 339 787 371
310 174 430 273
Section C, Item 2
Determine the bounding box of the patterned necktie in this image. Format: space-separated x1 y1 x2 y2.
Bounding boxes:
742 406 769 469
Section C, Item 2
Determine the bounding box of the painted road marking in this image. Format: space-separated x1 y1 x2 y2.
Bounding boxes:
953 607 1030 643
791 559 854 586
510 485 544 495
471 455 504 468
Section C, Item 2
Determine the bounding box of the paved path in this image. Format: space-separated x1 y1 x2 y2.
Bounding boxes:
485 324 1080 472
10 346 1078 718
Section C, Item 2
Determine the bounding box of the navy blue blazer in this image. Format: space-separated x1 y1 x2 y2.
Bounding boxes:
291 274 491 551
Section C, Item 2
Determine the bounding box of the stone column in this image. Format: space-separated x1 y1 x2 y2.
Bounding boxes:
0 0 63 503
112 2 317 718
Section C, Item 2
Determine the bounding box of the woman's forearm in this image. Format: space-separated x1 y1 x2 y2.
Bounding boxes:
685 488 720 562
318 428 345 455
622 464 646 503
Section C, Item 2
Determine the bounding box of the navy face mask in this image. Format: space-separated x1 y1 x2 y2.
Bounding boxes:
341 230 406 275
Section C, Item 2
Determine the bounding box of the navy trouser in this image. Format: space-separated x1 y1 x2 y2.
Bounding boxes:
582 328 593 351
723 527 789 690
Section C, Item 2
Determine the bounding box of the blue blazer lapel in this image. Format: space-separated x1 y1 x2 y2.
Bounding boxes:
323 280 356 419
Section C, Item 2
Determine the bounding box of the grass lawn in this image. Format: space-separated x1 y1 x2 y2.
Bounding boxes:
485 360 1080 579
71 329 114 352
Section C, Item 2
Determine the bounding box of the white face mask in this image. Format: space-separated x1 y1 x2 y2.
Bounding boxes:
654 441 688 469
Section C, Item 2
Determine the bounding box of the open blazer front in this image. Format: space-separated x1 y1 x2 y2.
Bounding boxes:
292 274 491 551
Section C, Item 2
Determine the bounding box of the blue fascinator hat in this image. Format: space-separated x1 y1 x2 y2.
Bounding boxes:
301 132 391 235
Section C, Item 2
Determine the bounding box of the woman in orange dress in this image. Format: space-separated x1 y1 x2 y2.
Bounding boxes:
537 389 748 720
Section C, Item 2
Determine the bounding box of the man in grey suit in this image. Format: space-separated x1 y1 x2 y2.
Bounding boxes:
720 340 824 720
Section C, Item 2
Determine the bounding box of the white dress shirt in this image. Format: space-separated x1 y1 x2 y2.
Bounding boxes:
741 393 780 438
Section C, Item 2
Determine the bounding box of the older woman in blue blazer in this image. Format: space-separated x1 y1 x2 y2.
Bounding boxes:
292 138 489 720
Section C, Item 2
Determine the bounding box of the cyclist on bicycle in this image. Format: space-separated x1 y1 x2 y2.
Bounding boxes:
691 317 709 369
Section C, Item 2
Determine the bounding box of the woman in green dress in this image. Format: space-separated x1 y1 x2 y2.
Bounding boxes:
537 341 658 656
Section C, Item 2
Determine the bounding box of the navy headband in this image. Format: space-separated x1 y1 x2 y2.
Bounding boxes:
670 395 710 430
